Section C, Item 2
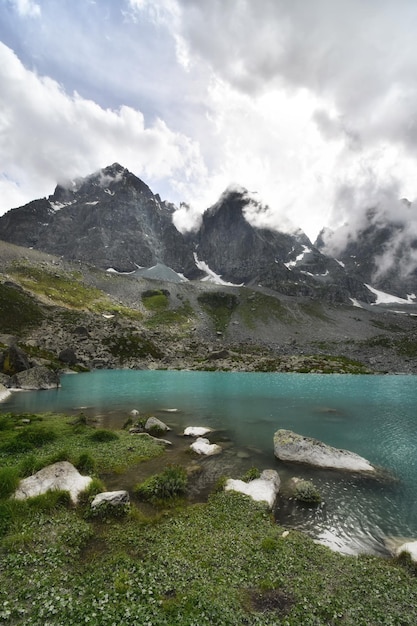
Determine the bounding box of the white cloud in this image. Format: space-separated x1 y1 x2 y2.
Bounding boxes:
3 0 417 247
10 0 40 18
0 41 206 212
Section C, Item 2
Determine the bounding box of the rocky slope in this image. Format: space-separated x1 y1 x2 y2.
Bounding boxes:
0 241 416 387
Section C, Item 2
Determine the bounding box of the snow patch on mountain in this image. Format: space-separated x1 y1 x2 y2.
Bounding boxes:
284 245 312 270
49 200 74 212
365 284 414 305
193 253 243 287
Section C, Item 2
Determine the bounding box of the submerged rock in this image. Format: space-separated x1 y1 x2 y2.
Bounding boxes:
190 437 222 456
13 461 92 503
274 429 376 473
225 469 281 509
184 426 213 437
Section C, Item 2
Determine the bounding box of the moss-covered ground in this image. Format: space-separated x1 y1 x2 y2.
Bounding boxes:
1 411 417 624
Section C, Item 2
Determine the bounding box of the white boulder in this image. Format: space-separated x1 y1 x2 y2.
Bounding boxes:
225 469 281 509
274 429 376 473
13 461 92 504
91 490 130 509
184 426 213 437
0 383 11 401
190 437 222 456
395 541 417 562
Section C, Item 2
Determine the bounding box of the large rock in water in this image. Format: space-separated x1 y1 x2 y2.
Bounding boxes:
13 461 92 503
12 365 60 390
273 429 376 473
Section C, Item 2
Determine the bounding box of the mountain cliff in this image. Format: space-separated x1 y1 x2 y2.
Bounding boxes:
0 164 198 276
0 163 414 304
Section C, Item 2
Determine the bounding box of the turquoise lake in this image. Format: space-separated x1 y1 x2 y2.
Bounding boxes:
2 370 417 555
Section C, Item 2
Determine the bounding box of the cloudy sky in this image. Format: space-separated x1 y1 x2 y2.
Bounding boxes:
1 0 417 242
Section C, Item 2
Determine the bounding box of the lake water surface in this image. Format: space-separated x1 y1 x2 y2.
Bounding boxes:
3 370 417 555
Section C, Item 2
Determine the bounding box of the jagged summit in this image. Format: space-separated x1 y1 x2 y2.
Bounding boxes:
0 163 415 303
0 165 197 275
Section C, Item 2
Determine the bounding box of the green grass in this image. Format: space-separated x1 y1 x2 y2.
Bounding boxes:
9 262 142 321
103 332 164 362
135 465 188 503
197 291 239 333
142 289 170 311
0 412 165 475
240 292 294 329
1 491 417 624
144 301 194 330
1 412 417 623
10 263 103 308
0 281 44 334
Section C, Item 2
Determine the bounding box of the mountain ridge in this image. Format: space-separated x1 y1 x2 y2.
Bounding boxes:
0 163 415 305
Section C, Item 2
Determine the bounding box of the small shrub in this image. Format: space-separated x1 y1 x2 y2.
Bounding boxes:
15 425 57 448
87 500 130 520
135 465 188 502
77 478 106 509
147 424 165 437
0 467 20 499
241 467 261 482
19 454 43 477
0 414 14 431
76 452 96 475
46 449 71 464
213 475 228 493
294 480 321 505
261 536 279 552
89 429 119 443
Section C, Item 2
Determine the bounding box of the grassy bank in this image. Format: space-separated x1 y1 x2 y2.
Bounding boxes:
1 412 417 624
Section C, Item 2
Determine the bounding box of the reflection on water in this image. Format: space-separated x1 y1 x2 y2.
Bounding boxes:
2 370 417 555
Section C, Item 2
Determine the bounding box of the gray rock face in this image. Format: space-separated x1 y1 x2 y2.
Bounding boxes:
316 208 417 299
225 469 281 509
192 188 373 303
58 348 77 365
12 365 60 390
14 461 92 503
144 416 171 433
0 345 31 375
0 163 377 304
0 164 199 276
91 490 130 510
274 429 376 472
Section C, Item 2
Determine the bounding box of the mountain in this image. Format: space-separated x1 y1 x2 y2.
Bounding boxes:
0 163 410 304
316 207 417 300
0 163 198 276
192 187 374 303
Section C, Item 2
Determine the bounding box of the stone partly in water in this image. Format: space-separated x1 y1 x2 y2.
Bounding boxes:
274 429 376 473
183 426 213 437
225 469 281 509
13 461 92 503
91 490 130 510
190 437 222 456
12 365 60 390
0 383 11 401
145 416 171 433
394 540 417 563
